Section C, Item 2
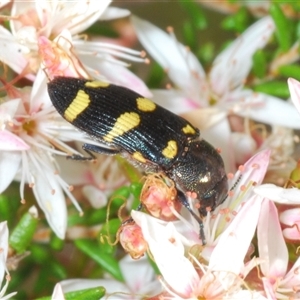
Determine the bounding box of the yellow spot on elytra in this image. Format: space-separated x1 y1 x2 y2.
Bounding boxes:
64 90 90 122
182 124 196 135
136 97 156 112
85 81 109 88
162 140 177 159
104 112 140 142
132 151 146 163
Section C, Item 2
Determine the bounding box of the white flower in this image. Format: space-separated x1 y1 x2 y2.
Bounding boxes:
0 0 150 96
257 199 300 299
131 16 300 170
0 70 97 239
131 192 265 299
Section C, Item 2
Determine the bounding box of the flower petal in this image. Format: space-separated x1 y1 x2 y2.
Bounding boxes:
131 211 199 297
0 26 34 81
119 255 161 295
51 283 65 300
0 130 30 151
131 15 209 106
0 151 21 194
209 194 263 275
257 199 288 277
254 184 300 204
0 221 8 283
210 16 275 96
279 207 300 226
32 165 67 239
100 7 130 20
231 91 300 129
82 185 107 209
288 77 300 115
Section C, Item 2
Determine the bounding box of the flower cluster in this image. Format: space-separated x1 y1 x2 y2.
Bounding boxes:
0 1 300 299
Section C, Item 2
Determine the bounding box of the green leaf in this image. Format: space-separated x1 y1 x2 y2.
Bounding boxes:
146 61 165 89
253 81 289 98
182 21 197 51
115 156 141 183
197 42 215 66
9 207 38 254
36 286 106 300
270 3 293 51
85 22 119 38
179 1 207 30
0 194 13 224
110 186 131 208
130 182 143 209
252 50 267 79
50 233 64 251
222 7 252 33
100 218 121 237
75 239 124 281
278 65 300 81
29 244 50 264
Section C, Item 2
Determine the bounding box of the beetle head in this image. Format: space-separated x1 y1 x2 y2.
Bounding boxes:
169 139 228 216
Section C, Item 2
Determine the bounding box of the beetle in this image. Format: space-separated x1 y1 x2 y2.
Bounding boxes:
47 77 228 244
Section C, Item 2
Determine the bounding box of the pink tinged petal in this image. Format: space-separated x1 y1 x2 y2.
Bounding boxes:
224 149 271 196
0 130 30 151
280 208 300 226
51 284 65 300
32 169 67 239
40 31 89 80
209 195 263 275
100 7 130 20
213 149 271 232
210 16 275 96
288 77 300 115
280 208 300 240
82 185 107 209
254 184 300 204
232 91 300 129
282 226 300 240
262 277 277 300
257 199 288 277
0 221 8 282
131 15 209 105
0 151 21 194
239 149 271 184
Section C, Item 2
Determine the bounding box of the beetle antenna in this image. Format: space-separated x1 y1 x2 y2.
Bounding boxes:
221 174 242 203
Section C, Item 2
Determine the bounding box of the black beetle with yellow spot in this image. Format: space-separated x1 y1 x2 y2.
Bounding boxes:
48 77 228 244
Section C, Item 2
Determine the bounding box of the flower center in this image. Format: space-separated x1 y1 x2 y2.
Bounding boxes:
22 119 37 136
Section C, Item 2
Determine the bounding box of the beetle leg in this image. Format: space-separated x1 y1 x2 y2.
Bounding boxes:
67 143 121 160
177 190 206 245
